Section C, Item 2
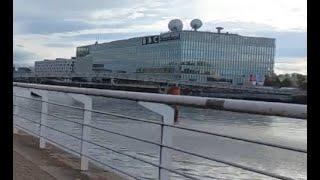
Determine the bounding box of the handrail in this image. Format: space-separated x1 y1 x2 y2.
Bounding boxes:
13 102 307 153
13 113 296 180
13 83 307 180
13 82 307 119
14 114 201 180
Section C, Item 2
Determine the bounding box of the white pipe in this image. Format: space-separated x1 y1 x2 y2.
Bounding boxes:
13 82 307 119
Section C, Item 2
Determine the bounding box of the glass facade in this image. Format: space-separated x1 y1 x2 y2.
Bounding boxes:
76 30 275 85
179 31 275 84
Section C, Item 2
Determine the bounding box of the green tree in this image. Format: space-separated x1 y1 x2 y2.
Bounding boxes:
264 73 281 87
281 77 293 87
274 73 307 90
290 73 307 90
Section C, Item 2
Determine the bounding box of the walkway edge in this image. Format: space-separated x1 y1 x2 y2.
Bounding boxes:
13 132 125 180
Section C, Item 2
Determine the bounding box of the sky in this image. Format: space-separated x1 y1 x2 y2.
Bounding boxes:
13 0 307 75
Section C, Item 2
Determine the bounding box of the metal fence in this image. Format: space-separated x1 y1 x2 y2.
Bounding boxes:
13 82 307 180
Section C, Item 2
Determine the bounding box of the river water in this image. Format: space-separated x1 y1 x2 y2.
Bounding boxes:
14 87 307 180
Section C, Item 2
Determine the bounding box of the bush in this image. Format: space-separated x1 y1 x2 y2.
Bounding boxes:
264 73 307 90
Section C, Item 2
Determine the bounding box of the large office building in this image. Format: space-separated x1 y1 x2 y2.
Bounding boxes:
76 19 275 85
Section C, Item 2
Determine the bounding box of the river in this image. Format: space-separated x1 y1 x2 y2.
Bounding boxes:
14 87 307 180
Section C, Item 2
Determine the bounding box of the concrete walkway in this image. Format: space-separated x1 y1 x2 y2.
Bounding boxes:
13 131 125 180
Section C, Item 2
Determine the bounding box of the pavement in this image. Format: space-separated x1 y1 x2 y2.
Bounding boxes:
13 131 125 180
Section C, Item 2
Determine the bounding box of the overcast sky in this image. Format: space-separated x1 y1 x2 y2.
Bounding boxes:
13 0 307 74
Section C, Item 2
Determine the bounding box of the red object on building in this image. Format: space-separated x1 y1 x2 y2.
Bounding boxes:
249 74 256 82
167 85 180 123
167 86 181 95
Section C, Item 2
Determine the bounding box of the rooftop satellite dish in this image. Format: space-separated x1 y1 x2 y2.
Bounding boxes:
216 27 224 33
190 19 202 31
168 19 183 32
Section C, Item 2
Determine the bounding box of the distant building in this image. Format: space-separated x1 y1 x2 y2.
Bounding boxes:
34 57 92 76
17 67 32 73
76 19 275 85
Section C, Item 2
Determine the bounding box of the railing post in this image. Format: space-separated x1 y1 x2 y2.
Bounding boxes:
39 90 48 149
138 101 174 180
68 93 92 171
20 89 48 149
29 89 49 148
13 90 19 134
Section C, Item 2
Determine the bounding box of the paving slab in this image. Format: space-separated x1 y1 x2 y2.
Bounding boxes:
13 132 126 180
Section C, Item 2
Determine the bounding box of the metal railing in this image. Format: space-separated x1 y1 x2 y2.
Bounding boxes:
13 82 307 180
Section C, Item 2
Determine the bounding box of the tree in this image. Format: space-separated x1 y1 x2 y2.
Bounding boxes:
264 73 281 87
300 81 307 90
264 73 307 90
290 73 307 90
281 77 292 87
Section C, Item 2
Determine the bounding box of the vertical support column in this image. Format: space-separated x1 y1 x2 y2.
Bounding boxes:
13 90 19 134
110 78 115 85
39 91 48 149
68 93 92 171
138 102 174 180
166 85 180 123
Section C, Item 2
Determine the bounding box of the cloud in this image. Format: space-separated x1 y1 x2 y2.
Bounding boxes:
44 42 75 48
13 0 306 75
13 48 40 67
90 7 146 21
186 0 306 31
254 31 306 58
70 32 149 42
14 19 93 35
274 57 307 75
14 0 306 35
13 0 168 35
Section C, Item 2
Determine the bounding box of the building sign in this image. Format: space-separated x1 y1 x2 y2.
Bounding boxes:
142 33 180 45
142 35 160 45
160 32 180 41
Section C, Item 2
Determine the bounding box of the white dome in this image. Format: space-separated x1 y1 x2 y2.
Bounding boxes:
168 19 183 32
190 19 202 31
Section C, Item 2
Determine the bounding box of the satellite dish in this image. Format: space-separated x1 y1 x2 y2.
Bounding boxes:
190 19 202 31
216 27 224 33
168 19 183 32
